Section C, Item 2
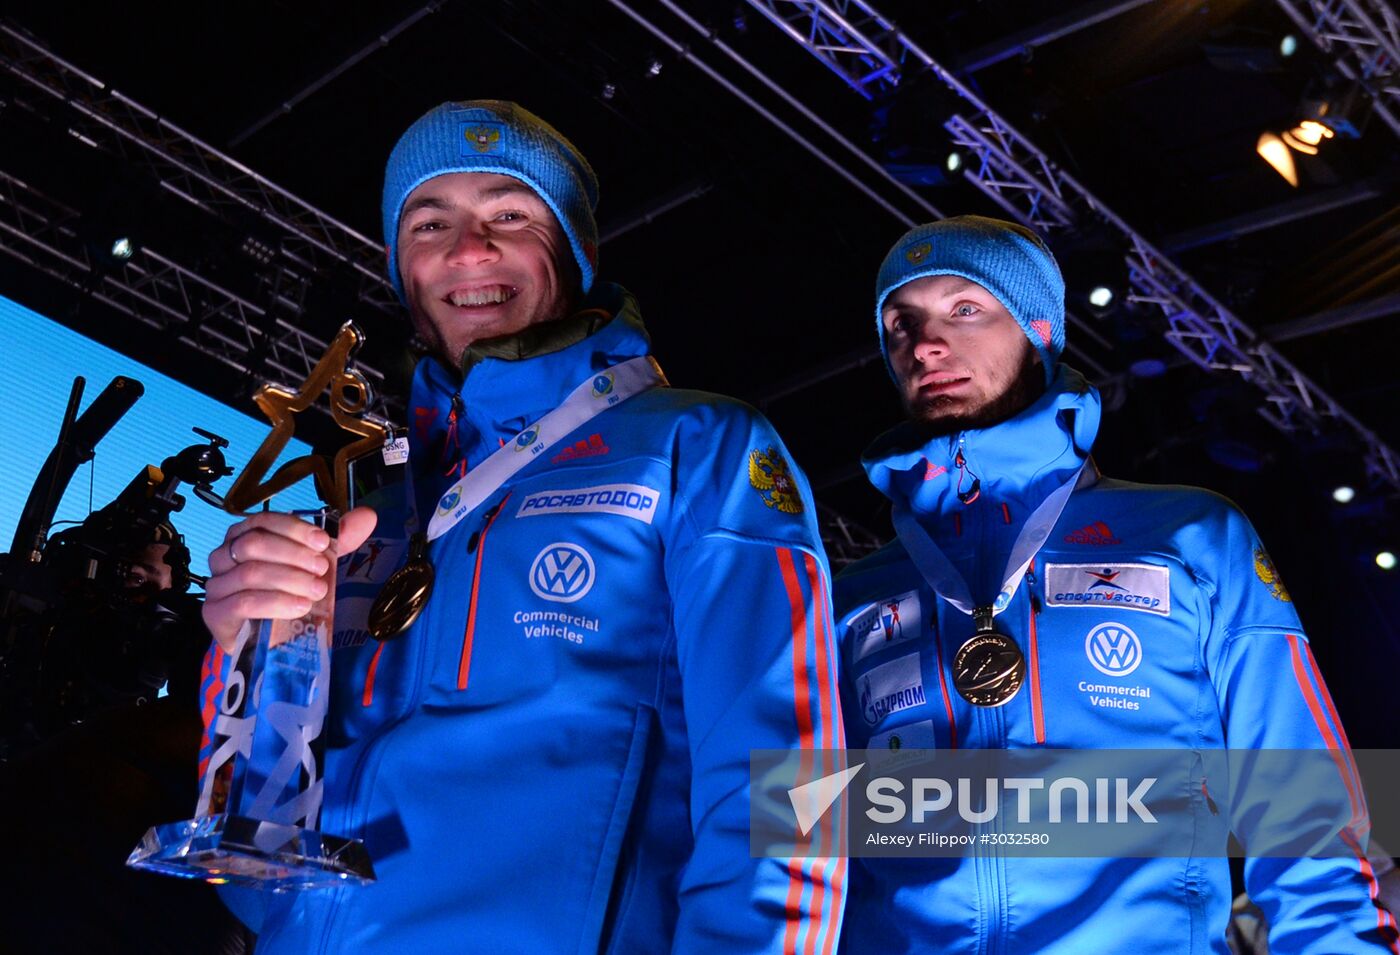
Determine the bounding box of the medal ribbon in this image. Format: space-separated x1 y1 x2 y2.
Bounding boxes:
893 462 1093 624
424 355 666 542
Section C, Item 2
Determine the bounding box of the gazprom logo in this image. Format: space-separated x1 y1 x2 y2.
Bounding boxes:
529 543 596 603
437 488 461 514
1085 622 1143 677
591 372 614 398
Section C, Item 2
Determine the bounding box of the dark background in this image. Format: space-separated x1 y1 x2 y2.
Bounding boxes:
1 0 1396 743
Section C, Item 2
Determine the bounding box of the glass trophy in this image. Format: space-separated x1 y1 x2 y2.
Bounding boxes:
127 323 389 890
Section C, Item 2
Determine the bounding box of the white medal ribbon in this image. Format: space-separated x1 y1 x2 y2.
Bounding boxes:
894 461 1093 622
424 355 666 542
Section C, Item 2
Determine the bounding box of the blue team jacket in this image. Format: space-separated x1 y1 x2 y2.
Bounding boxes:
211 285 845 952
834 366 1396 954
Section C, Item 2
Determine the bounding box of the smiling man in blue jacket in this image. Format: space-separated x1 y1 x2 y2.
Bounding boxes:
834 215 1397 953
198 100 845 953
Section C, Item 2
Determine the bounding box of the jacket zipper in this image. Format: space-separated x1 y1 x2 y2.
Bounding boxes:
458 494 510 690
442 393 467 480
1027 561 1046 745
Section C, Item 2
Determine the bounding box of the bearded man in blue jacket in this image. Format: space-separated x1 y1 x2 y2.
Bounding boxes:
835 215 1397 953
198 101 845 953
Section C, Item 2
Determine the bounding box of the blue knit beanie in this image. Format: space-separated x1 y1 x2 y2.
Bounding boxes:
874 216 1065 385
381 100 599 303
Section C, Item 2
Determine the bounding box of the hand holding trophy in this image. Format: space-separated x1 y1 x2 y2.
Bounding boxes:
128 323 391 890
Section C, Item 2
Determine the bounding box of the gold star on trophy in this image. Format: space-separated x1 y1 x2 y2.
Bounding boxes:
223 322 392 514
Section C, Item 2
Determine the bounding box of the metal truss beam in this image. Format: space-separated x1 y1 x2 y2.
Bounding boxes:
1160 174 1396 252
1273 0 1400 140
744 0 904 100
1266 292 1400 342
955 0 1159 74
228 2 445 148
745 0 1400 492
0 167 400 421
0 22 400 315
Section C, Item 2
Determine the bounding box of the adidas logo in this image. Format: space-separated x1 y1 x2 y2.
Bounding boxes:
1064 521 1121 546
922 458 949 481
552 433 610 464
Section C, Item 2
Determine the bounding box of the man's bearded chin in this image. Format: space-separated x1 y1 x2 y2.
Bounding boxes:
904 348 1046 438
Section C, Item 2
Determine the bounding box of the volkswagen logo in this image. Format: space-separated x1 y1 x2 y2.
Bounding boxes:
529 543 596 603
1085 621 1143 677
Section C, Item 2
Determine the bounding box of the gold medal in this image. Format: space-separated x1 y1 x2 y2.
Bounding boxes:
368 533 434 641
952 607 1025 707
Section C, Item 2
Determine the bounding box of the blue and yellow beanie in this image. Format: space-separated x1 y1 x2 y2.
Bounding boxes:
874 216 1065 385
381 100 600 303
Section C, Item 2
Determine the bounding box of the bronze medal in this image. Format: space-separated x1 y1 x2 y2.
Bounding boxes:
952 607 1025 706
368 533 434 641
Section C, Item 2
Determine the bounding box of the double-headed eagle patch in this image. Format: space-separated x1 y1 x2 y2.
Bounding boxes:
1253 546 1292 602
748 448 804 514
464 125 502 153
905 241 932 265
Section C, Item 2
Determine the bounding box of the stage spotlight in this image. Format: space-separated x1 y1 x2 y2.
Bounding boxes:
1256 132 1298 186
239 234 276 266
1332 485 1356 504
1377 551 1397 571
109 237 134 261
945 150 965 175
1088 286 1114 310
601 82 617 101
1281 120 1334 156
1279 34 1298 58
646 58 664 78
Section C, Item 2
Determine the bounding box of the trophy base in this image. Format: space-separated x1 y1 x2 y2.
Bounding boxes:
126 814 376 890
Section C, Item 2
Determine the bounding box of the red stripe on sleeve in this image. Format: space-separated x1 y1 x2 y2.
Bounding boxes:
1301 640 1366 817
1340 827 1400 952
776 548 814 955
802 553 845 954
1295 641 1396 948
803 553 837 753
1286 634 1364 827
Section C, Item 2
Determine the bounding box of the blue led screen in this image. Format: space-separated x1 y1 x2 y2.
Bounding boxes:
0 294 321 578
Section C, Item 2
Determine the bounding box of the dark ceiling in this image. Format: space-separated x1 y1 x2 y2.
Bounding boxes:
2 0 1397 738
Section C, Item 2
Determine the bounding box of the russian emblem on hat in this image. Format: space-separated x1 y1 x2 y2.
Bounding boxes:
461 123 503 154
748 447 804 514
905 241 932 265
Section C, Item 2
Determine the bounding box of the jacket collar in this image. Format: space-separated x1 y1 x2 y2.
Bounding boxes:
408 281 651 477
863 364 1102 517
